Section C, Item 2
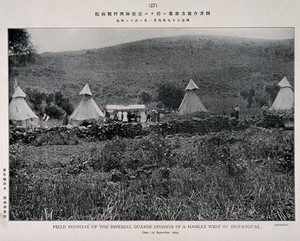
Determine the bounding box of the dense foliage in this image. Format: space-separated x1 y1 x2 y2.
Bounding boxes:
157 82 185 110
9 29 36 71
24 88 74 118
139 90 153 104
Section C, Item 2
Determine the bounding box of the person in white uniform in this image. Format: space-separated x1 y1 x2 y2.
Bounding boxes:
117 111 123 122
122 111 128 122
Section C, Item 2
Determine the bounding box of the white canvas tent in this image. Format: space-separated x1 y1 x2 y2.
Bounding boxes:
69 83 104 125
105 104 147 122
270 77 294 111
178 79 208 114
105 104 146 111
9 85 39 128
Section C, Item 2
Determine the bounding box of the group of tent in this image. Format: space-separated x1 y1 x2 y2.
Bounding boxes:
178 77 294 114
9 83 105 128
9 77 294 128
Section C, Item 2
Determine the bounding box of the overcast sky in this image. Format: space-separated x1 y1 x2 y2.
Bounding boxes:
28 28 294 53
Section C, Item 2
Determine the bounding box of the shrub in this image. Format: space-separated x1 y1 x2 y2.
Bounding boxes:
92 138 126 172
265 84 280 103
45 104 64 119
60 101 74 115
34 130 79 146
139 90 153 104
23 88 74 119
157 82 184 110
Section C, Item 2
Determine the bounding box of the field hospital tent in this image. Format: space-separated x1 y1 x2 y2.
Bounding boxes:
270 77 294 111
69 83 104 125
9 85 39 128
178 79 208 114
105 104 147 122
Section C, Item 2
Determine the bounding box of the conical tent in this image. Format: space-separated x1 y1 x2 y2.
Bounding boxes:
178 79 208 114
9 85 39 128
70 83 104 125
270 77 294 111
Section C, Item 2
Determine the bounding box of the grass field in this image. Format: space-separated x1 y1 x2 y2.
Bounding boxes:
9 125 294 221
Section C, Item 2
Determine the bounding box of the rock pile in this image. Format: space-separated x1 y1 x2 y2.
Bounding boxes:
151 115 248 136
256 112 286 128
9 112 291 145
9 123 149 145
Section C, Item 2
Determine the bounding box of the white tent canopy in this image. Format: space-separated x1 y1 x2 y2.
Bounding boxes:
105 104 147 122
270 77 294 111
105 104 146 112
179 79 208 114
69 83 104 125
9 85 39 128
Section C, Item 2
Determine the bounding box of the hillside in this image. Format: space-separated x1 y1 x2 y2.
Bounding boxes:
10 35 294 114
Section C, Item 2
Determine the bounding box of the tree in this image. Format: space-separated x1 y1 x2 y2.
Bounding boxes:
255 94 269 107
157 82 185 110
139 90 153 104
24 88 74 118
8 29 36 71
265 84 280 103
54 91 74 114
25 87 46 108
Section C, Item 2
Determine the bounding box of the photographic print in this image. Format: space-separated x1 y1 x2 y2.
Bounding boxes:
8 28 294 221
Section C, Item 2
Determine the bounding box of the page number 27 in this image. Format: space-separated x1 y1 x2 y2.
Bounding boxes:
149 3 158 8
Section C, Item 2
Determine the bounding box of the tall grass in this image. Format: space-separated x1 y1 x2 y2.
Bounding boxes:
9 126 294 220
